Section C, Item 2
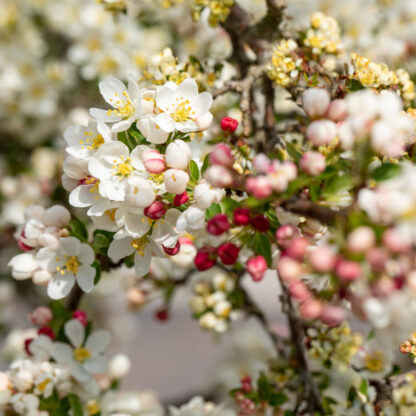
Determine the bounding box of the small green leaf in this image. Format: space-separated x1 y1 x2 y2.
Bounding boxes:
69 217 88 242
189 160 200 182
322 175 352 196
371 163 401 182
201 154 210 174
359 379 367 395
285 141 302 162
268 392 287 406
252 233 272 267
92 260 101 285
92 230 114 255
205 203 221 220
68 394 83 416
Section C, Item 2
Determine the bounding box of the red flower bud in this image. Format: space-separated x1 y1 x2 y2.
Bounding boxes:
173 191 189 207
250 215 269 232
246 255 268 282
38 326 55 340
73 310 88 327
221 116 238 133
163 240 181 256
155 309 169 322
207 214 230 236
218 243 240 265
195 247 217 271
24 338 33 356
144 201 166 220
233 208 250 226
275 224 300 248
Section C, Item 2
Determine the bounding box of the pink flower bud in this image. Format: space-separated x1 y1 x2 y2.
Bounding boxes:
309 246 335 272
400 341 412 354
247 255 268 282
371 278 395 297
18 232 34 251
218 242 240 265
326 99 347 122
73 310 88 327
253 154 272 173
173 191 189 206
241 376 252 393
207 214 230 236
233 208 250 226
302 88 331 119
289 281 311 301
38 326 55 340
320 305 346 327
366 248 388 272
286 237 309 261
163 240 180 256
221 116 238 133
210 143 234 167
250 215 270 232
276 224 300 248
347 226 375 253
29 306 53 326
335 260 362 282
277 256 302 281
142 149 166 174
144 201 166 220
246 176 272 199
195 247 217 271
299 299 323 320
382 228 412 254
204 165 233 187
306 120 337 146
300 151 326 175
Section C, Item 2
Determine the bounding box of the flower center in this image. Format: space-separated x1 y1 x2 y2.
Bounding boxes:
112 156 133 178
56 255 80 275
364 351 384 373
105 208 117 222
149 173 164 185
74 347 91 363
79 132 104 151
37 378 52 393
107 91 134 118
131 237 147 256
171 99 194 122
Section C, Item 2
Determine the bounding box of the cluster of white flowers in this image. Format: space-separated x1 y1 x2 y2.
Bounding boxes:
338 89 414 157
189 270 241 333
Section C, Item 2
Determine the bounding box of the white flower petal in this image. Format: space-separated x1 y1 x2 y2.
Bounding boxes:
50 342 73 363
84 356 108 374
108 237 135 261
47 273 75 300
85 330 111 355
76 265 95 293
65 319 85 347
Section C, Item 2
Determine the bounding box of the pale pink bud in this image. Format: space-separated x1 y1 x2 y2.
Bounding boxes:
309 246 335 272
246 176 272 199
164 169 189 194
299 299 323 320
306 120 337 146
142 149 166 174
326 99 347 122
247 255 268 282
366 248 388 272
371 278 395 297
277 256 302 281
289 280 311 301
335 260 362 282
320 305 346 327
165 140 192 170
400 341 412 354
276 224 300 248
286 237 309 261
347 226 375 253
29 306 53 326
253 154 272 173
210 143 234 167
281 161 298 181
204 165 233 187
302 88 331 119
300 151 326 175
382 228 412 254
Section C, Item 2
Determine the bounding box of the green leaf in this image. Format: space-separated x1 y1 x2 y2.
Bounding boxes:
189 55 204 73
68 394 83 416
358 379 367 395
285 141 302 162
252 233 272 267
268 392 287 406
205 203 221 220
322 175 352 196
92 260 101 285
92 230 114 255
189 160 200 182
220 197 238 215
201 154 210 174
69 217 88 242
371 163 401 182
